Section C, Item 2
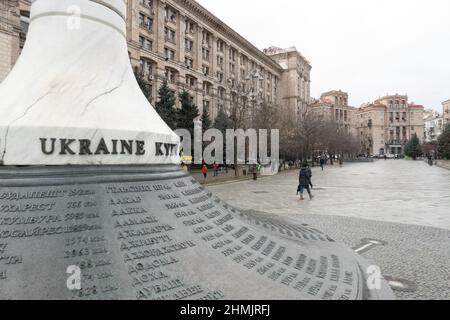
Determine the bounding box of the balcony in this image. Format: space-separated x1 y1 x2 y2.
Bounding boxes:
202 40 211 48
165 15 177 24
140 2 155 15
165 37 176 44
387 139 407 145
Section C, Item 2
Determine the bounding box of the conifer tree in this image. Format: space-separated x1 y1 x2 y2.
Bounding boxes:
155 80 177 129
438 124 450 159
134 69 152 101
404 133 422 160
177 90 199 137
201 106 212 133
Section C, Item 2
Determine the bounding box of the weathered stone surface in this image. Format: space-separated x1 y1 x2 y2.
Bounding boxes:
0 0 180 166
0 165 394 300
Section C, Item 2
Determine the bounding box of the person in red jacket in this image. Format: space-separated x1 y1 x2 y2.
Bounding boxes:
201 164 208 181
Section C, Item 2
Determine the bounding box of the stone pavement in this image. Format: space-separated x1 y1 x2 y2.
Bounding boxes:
207 160 450 300
209 160 450 230
191 169 250 184
437 160 450 171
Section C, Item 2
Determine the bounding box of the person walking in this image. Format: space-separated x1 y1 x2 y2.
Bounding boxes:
319 157 325 171
297 162 314 200
213 162 219 177
201 164 208 181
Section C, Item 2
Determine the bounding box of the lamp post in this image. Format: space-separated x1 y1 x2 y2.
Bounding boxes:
434 142 438 165
223 69 263 177
245 70 264 125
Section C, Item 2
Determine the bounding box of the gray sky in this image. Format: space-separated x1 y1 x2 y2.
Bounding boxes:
197 0 450 112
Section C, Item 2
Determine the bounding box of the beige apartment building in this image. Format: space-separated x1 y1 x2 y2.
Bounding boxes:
263 46 311 122
0 0 28 81
357 94 424 156
309 90 357 136
0 0 310 125
443 99 450 126
423 110 444 143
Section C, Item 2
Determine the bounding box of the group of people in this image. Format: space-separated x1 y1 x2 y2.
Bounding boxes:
201 162 263 182
201 162 220 180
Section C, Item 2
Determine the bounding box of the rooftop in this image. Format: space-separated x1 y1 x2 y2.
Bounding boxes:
263 46 311 67
321 90 348 98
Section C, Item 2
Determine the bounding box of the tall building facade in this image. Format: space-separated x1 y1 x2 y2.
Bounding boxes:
264 46 311 122
443 99 450 126
1 0 310 125
0 0 29 81
356 94 424 156
423 110 444 143
311 90 357 136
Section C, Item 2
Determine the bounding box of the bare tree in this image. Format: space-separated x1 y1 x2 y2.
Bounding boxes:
226 92 253 177
253 100 280 130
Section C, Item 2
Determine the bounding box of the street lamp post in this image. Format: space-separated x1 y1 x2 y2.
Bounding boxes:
434 142 438 165
224 70 263 177
245 70 264 126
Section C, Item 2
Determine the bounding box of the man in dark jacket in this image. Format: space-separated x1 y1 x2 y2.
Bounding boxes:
298 162 314 200
319 157 325 171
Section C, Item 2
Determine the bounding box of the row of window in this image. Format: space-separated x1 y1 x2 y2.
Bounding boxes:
140 33 276 85
335 109 348 122
335 96 348 106
140 51 277 89
137 13 276 84
141 59 272 94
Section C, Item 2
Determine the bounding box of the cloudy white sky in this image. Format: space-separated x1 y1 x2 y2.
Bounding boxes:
197 0 450 111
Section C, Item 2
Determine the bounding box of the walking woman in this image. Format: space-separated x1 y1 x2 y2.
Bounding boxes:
201 164 208 181
298 162 314 200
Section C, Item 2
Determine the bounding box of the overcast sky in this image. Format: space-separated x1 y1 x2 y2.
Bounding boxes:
197 0 450 112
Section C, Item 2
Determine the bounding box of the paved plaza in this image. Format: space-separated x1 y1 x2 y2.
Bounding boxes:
208 160 450 300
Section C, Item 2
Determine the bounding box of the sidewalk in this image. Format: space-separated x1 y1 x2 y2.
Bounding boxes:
191 166 313 186
191 170 259 185
437 160 450 170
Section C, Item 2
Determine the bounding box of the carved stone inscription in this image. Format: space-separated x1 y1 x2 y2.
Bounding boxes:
164 178 361 300
0 186 121 299
0 175 370 300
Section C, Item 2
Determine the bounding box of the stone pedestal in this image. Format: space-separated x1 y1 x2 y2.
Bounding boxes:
0 0 395 300
0 165 394 299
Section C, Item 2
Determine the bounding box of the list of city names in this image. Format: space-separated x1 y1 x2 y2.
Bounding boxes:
0 177 359 300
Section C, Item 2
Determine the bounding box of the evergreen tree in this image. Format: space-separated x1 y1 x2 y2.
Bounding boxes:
201 107 212 133
438 124 450 159
155 80 177 129
177 90 199 136
404 133 422 160
134 69 152 101
213 108 232 167
213 108 231 132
